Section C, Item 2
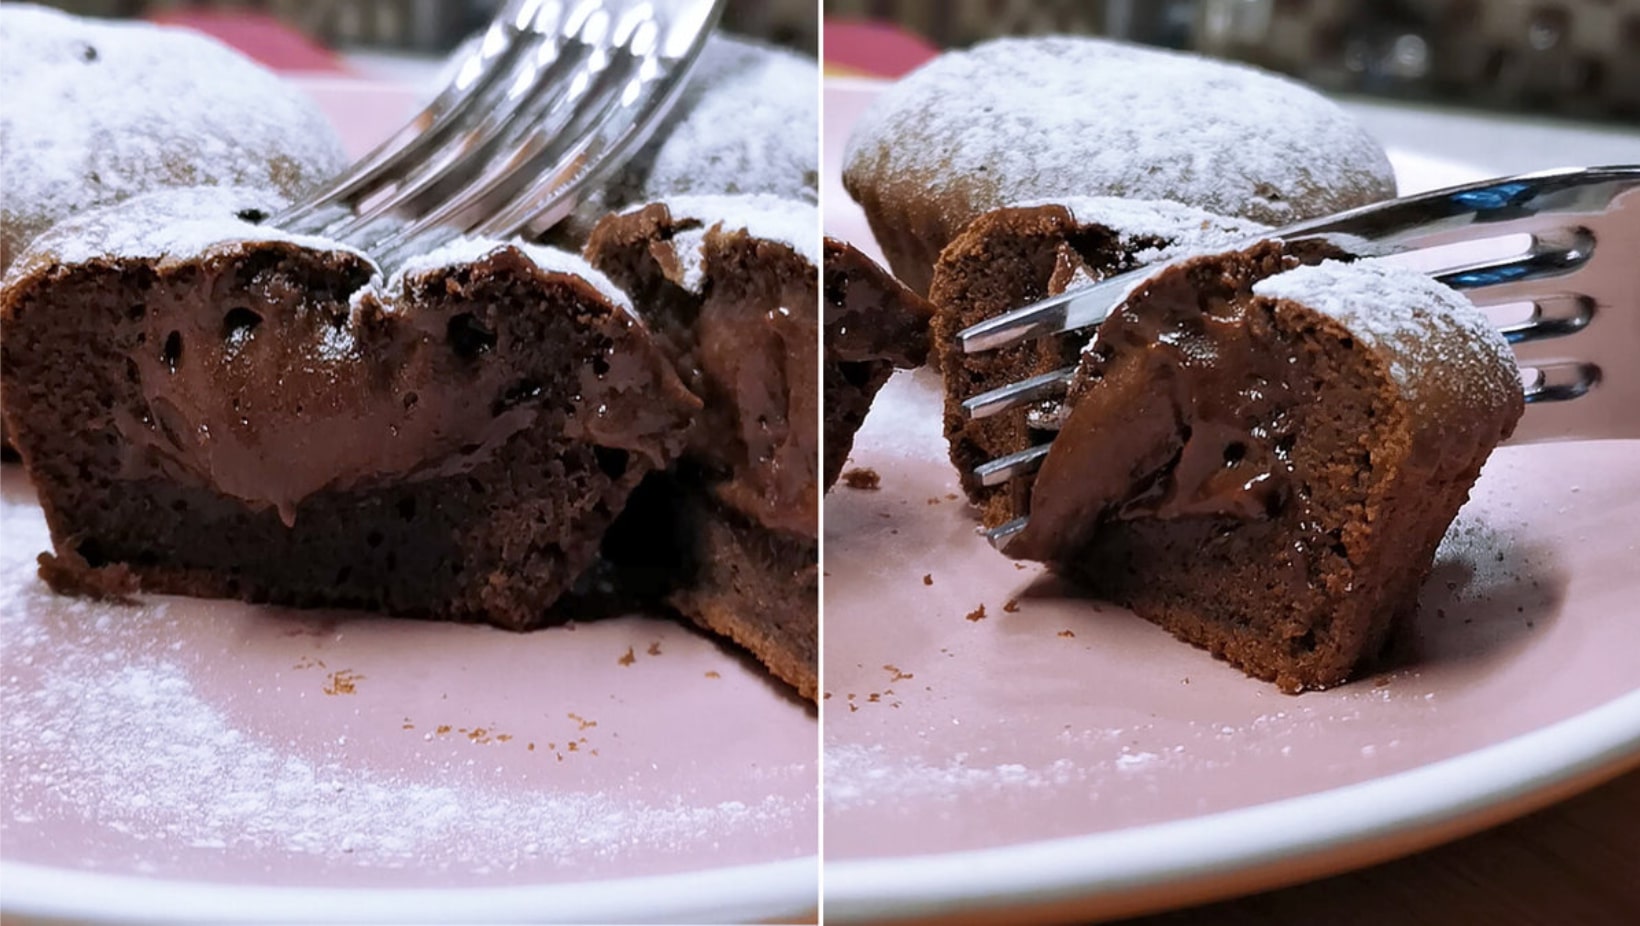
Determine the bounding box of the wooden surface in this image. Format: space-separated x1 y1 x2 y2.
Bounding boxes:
1122 766 1640 925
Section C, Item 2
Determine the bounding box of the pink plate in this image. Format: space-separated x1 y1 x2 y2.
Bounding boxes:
821 78 1640 924
0 78 818 924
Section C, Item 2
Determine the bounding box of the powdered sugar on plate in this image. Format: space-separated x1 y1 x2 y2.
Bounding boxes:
0 4 345 270
0 485 815 887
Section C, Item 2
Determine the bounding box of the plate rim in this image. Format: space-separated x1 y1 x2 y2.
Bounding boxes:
824 689 1640 923
0 852 819 924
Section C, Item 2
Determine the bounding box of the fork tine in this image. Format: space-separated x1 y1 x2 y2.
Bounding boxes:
956 168 1640 358
961 366 1077 421
480 0 725 239
1432 226 1595 291
370 36 647 263
323 18 602 244
974 444 1052 487
276 0 545 233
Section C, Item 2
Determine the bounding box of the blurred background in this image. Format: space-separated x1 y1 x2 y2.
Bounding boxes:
824 0 1640 123
31 0 819 54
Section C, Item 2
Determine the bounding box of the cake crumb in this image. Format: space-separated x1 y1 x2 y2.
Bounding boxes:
705 670 721 679
966 604 987 622
617 646 636 666
884 664 913 682
922 573 933 586
841 468 881 490
36 550 138 604
647 641 662 656
1002 598 1020 613
322 669 363 696
1058 629 1075 638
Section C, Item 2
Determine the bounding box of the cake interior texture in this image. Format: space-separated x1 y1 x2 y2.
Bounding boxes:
821 237 932 489
1009 244 1523 691
929 204 1173 528
586 203 819 700
1 242 698 630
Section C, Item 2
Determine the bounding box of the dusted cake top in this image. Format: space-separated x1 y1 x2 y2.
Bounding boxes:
1014 196 1271 274
641 193 820 292
0 3 346 271
1252 258 1519 408
845 36 1395 230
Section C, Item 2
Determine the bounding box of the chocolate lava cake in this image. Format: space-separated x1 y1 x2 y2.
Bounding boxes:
585 195 819 700
928 198 1267 528
0 187 699 628
1006 246 1523 691
842 35 1395 294
822 238 933 489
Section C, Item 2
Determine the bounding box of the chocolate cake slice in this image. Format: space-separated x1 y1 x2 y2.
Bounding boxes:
928 198 1267 528
1007 247 1523 691
822 238 932 489
585 195 819 700
0 187 699 628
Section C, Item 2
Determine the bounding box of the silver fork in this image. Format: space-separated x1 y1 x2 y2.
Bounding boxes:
274 0 725 269
952 165 1640 550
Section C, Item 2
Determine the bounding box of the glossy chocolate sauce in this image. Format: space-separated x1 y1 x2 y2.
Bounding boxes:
1010 244 1304 561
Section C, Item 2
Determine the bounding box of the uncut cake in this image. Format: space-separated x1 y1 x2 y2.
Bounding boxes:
1006 246 1523 691
842 35 1395 294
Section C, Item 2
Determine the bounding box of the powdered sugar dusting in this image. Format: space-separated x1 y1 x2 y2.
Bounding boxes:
4 186 634 317
2 186 368 290
844 36 1394 230
0 4 345 269
390 236 634 312
644 194 819 294
1253 258 1520 411
1021 197 1271 271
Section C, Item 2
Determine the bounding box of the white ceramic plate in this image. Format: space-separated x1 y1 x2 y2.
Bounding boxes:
0 77 818 925
821 77 1640 925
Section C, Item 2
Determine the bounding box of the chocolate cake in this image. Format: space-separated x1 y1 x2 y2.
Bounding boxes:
585 195 819 700
0 187 699 628
1006 246 1523 691
843 35 1396 294
823 238 933 489
928 198 1267 528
